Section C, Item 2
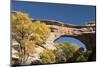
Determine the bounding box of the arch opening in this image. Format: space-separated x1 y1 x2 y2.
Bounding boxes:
54 35 87 52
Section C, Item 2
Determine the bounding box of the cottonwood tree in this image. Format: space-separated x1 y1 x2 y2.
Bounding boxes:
12 12 51 64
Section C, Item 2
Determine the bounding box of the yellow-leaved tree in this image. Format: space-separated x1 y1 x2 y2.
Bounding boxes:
12 11 51 64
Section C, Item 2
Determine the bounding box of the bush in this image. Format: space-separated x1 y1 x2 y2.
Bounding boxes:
40 49 56 64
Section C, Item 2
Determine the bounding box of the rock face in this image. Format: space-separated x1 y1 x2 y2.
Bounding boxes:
75 33 96 61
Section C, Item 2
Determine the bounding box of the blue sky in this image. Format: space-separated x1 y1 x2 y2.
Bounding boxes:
12 1 96 25
12 1 96 50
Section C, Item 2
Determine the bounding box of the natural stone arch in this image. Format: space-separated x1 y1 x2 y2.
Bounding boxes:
32 19 96 61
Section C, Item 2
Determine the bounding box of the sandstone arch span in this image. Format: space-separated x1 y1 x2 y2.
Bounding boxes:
32 19 96 61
